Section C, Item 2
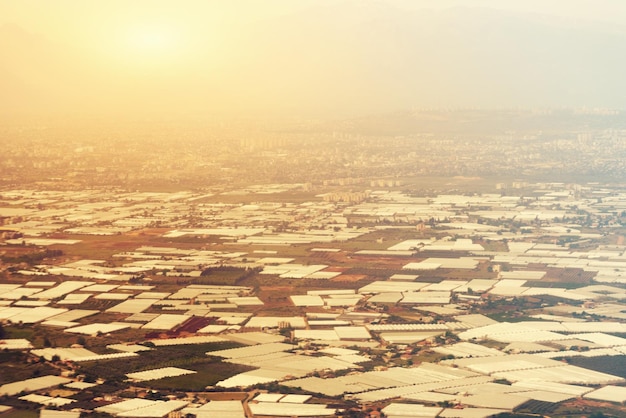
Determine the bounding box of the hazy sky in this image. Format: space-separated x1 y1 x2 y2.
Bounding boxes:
2 0 626 119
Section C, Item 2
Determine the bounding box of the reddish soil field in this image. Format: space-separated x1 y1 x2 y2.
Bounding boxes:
323 266 349 273
257 286 296 308
331 274 367 282
175 316 216 333
541 266 595 284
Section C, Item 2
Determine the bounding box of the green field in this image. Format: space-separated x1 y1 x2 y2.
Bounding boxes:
78 341 245 383
140 361 254 391
568 355 626 379
0 351 58 385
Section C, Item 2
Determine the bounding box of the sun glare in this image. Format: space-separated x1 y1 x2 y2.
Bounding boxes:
101 19 213 76
126 23 180 55
105 21 190 72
